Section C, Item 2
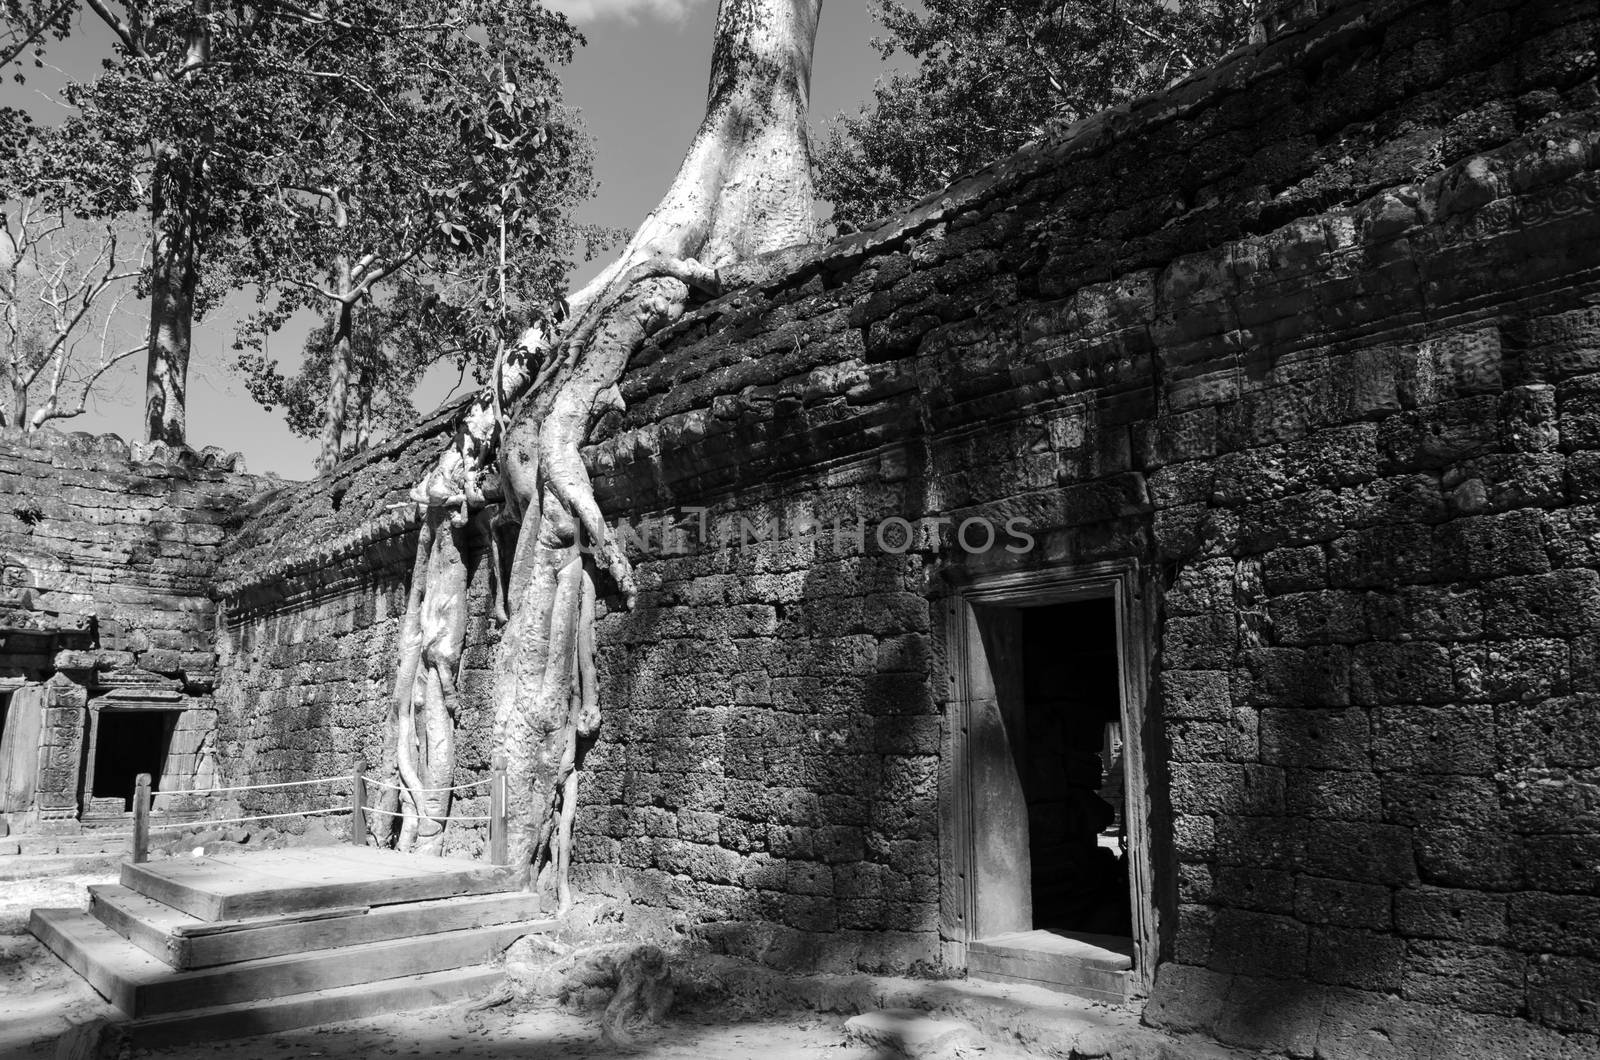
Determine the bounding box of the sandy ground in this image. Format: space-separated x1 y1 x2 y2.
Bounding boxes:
117 1008 883 1060
0 871 891 1060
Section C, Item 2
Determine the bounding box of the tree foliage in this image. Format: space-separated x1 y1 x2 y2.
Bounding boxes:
6 0 594 454
815 0 1253 232
237 298 423 448
218 0 596 466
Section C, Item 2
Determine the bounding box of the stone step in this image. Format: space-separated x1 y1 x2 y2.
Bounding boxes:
30 905 538 1018
89 882 553 969
122 965 504 1050
967 930 1134 1004
0 851 122 880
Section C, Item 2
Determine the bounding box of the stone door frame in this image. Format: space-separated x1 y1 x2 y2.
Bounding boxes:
940 559 1159 994
81 698 182 815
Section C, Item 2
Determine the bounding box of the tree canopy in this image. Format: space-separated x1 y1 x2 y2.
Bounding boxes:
219 2 596 466
816 0 1252 233
5 0 595 454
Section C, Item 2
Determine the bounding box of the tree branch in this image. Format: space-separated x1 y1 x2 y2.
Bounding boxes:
82 0 145 57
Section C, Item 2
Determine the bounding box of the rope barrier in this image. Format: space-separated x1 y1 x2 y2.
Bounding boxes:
361 776 491 794
166 776 350 797
145 807 349 831
361 806 492 822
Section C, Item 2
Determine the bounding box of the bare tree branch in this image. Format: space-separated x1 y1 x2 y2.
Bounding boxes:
0 198 150 431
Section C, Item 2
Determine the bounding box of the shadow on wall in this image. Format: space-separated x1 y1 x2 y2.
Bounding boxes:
1147 622 1556 1058
570 474 943 976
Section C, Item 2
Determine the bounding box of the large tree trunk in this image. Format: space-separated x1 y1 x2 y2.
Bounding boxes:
394 0 822 895
318 296 356 471
570 0 820 314
317 208 357 472
143 159 198 447
492 0 824 890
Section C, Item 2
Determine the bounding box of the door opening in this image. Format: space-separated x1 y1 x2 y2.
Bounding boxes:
91 710 176 810
1020 599 1131 938
944 563 1155 1002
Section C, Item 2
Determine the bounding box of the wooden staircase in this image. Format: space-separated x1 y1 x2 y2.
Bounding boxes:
29 846 548 1047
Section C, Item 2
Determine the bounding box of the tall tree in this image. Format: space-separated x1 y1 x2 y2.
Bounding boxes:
816 0 1251 231
227 1 589 470
0 198 148 430
237 301 425 457
14 1 583 451
393 0 824 893
46 0 238 447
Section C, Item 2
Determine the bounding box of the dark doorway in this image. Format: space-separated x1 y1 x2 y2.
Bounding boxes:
1019 599 1131 937
92 710 176 810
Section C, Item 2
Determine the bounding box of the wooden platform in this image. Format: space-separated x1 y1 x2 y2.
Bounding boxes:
29 845 545 1046
121 846 525 920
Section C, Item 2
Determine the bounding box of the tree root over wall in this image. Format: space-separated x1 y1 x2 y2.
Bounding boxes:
386 0 825 906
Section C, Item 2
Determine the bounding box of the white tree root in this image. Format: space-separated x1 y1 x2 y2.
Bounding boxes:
392 0 823 903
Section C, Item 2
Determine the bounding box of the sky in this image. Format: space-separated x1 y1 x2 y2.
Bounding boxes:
0 0 896 479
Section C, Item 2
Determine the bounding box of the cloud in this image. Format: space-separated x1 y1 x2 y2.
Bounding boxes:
544 0 709 24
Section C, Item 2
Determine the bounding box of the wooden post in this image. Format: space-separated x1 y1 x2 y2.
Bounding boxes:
131 773 151 864
489 753 507 866
349 763 367 846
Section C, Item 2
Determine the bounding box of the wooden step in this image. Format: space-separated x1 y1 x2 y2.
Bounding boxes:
968 930 1134 1003
122 846 526 920
90 883 553 969
87 884 196 965
121 965 503 1049
30 906 541 1017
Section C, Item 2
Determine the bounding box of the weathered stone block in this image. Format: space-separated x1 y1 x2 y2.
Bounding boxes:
1209 908 1308 978
1309 926 1407 991
1328 524 1438 588
1295 876 1393 930
1286 768 1382 821
1215 815 1305 871
1314 991 1440 1060
1171 763 1285 816
1144 962 1231 1035
1268 590 1367 644
1240 645 1351 707
1403 939 1526 1016
1415 822 1523 892
1263 545 1326 594
1483 570 1600 638
1453 639 1569 702
1213 973 1325 1056
1373 705 1496 774
1169 716 1257 763
1394 886 1508 944
1215 865 1295 914
1260 708 1371 770
1302 821 1417 886
1435 508 1552 579
1364 584 1482 641
1527 955 1600 1034
1350 642 1457 705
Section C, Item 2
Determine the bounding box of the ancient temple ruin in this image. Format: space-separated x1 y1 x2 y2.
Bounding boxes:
5 0 1600 1054
0 435 265 836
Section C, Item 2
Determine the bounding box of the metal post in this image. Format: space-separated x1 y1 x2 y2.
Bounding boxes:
489 753 507 866
131 773 151 864
348 763 367 846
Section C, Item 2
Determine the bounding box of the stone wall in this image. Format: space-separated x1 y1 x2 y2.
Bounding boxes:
213 0 1600 1053
0 429 263 679
0 429 268 826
